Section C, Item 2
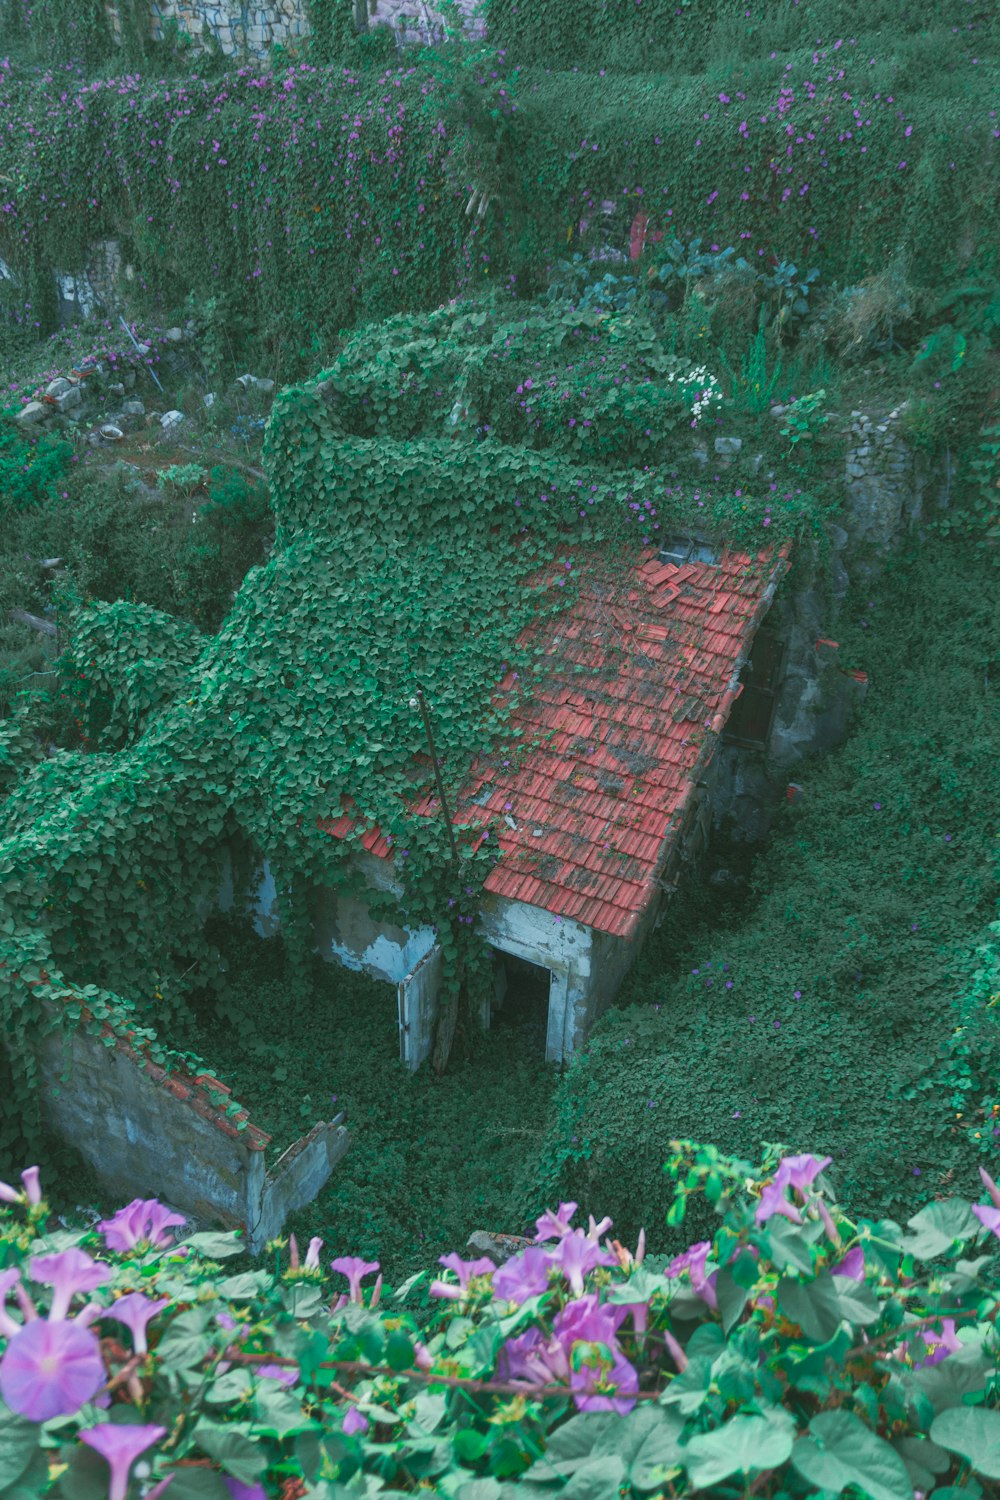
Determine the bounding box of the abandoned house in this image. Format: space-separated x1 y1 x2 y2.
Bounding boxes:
241 537 792 1066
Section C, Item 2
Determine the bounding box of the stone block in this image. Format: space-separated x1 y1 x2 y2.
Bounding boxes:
53 386 83 413
17 402 47 426
714 435 742 457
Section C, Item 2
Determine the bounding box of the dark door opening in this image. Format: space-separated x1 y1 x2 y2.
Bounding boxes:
494 953 551 1049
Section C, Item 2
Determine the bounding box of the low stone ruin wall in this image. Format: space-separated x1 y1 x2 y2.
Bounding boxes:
33 994 348 1253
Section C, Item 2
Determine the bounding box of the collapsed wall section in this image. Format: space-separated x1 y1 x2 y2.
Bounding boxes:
31 985 348 1253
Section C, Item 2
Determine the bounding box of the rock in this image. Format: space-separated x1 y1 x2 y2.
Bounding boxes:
108 382 125 397
691 446 709 466
236 374 275 394
45 377 72 399
466 1230 532 1266
165 327 184 342
846 462 865 479
827 523 849 551
714 435 743 457
124 371 137 390
770 405 786 418
160 410 184 429
16 402 47 426
123 400 145 417
203 392 216 409
53 386 83 413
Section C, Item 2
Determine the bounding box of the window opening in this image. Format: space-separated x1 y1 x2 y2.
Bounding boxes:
658 537 720 567
723 624 785 750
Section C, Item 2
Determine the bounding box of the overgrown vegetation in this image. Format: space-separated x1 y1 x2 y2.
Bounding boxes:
5 1144 1000 1497
0 3 999 1467
524 537 1000 1250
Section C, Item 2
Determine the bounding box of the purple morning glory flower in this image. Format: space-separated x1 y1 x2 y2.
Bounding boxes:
342 1406 369 1436
666 1242 718 1310
499 1326 569 1385
548 1230 616 1297
80 1425 166 1500
832 1246 864 1280
973 1202 1000 1239
534 1201 578 1242
104 1291 170 1355
430 1253 495 1300
223 1480 268 1500
569 1347 639 1414
755 1153 832 1227
0 1318 105 1420
256 1364 298 1386
29 1249 110 1320
329 1257 380 1304
980 1167 1000 1209
0 1167 42 1206
98 1198 186 1253
493 1246 552 1305
304 1236 323 1271
915 1318 962 1368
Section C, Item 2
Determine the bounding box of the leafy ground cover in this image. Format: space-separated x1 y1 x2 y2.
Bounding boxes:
174 922 557 1279
522 532 1000 1251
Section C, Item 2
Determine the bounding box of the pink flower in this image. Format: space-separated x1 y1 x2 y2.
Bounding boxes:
915 1318 961 1368
534 1202 578 1242
832 1246 864 1280
0 1318 106 1421
550 1230 616 1297
667 1242 718 1311
0 1167 43 1206
493 1247 552 1305
98 1199 185 1253
329 1257 380 1304
979 1166 1000 1209
104 1292 170 1355
973 1202 1000 1239
342 1406 369 1435
430 1253 495 1300
29 1249 110 1320
80 1424 166 1500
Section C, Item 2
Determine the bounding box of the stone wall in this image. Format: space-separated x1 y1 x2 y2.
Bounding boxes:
32 993 349 1253
104 0 483 58
708 399 951 841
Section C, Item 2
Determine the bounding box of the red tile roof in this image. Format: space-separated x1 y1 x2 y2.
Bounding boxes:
322 544 788 940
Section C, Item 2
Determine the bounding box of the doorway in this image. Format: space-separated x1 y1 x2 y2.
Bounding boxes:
494 952 551 1052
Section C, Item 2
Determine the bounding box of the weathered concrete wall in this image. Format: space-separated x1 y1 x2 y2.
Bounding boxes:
33 997 348 1253
232 851 437 984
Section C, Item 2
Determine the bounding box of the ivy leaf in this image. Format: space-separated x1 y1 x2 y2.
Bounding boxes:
156 1306 217 1371
594 1405 683 1490
777 1270 878 1344
684 1415 794 1488
715 1267 750 1334
791 1411 912 1500
180 1231 245 1259
903 1199 979 1260
659 1354 714 1414
0 1406 37 1492
156 1470 230 1500
542 1413 617 1473
559 1455 626 1499
930 1407 1000 1479
192 1422 266 1487
892 1434 952 1491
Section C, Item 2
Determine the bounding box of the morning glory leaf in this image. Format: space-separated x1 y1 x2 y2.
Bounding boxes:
792 1411 912 1500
